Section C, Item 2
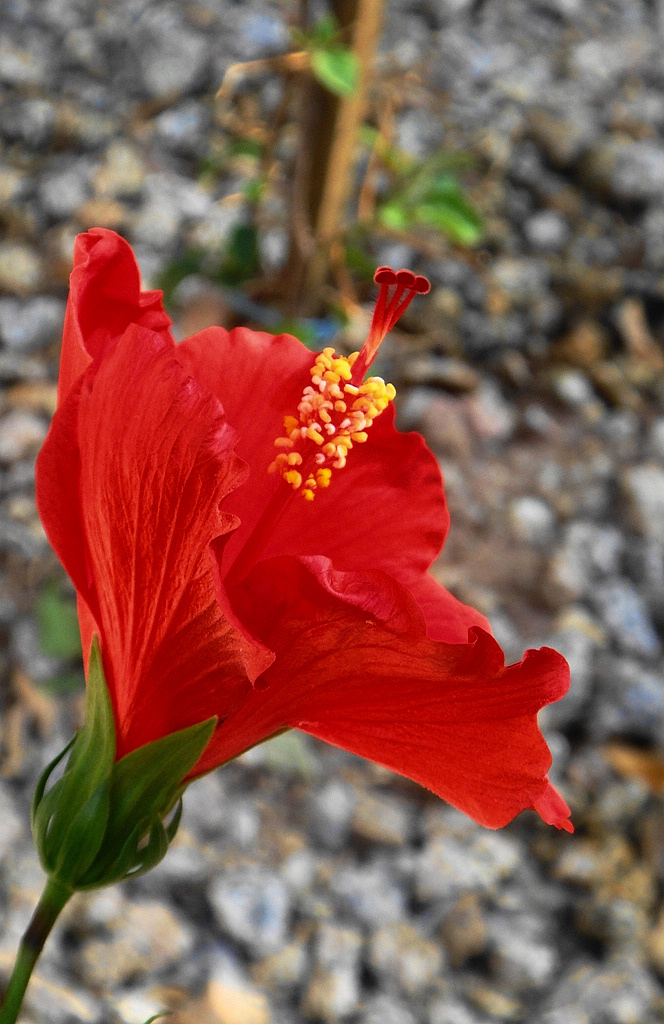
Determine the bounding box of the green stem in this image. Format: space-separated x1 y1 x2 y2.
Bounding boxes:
0 877 72 1024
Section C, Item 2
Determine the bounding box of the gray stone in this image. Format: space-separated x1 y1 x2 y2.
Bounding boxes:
612 140 664 203
134 10 210 98
0 98 56 148
625 538 664 627
351 791 414 846
93 141 146 199
237 11 290 59
310 780 356 850
10 616 63 684
622 463 664 546
428 998 485 1024
415 831 521 901
548 521 624 603
39 163 94 220
591 578 661 660
369 923 444 996
539 616 601 729
210 869 291 955
649 418 664 463
464 380 517 444
77 899 195 989
569 36 647 92
491 256 550 306
0 785 24 861
132 171 212 248
303 923 363 1021
154 100 211 156
540 955 661 1023
329 861 406 927
63 27 107 75
361 994 419 1024
549 369 597 408
0 297 65 352
489 917 559 992
0 243 44 295
641 205 664 269
0 410 47 462
527 101 597 168
592 656 664 743
524 210 571 252
0 39 52 87
508 495 556 547
0 167 28 211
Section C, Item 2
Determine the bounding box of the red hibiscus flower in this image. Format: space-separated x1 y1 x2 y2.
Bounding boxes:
35 228 572 833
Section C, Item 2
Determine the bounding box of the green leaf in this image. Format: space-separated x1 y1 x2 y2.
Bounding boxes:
243 178 266 204
155 249 204 306
414 196 483 245
272 318 319 350
36 584 81 661
229 138 264 159
311 47 359 97
216 223 260 286
377 200 410 231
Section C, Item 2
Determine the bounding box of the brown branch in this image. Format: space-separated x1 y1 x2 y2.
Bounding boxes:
286 0 386 314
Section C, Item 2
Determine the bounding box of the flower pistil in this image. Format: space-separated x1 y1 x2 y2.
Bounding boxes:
270 266 430 500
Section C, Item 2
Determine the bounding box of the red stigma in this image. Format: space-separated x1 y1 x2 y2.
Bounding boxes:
354 266 431 379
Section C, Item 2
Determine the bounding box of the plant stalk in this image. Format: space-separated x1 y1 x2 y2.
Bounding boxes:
287 0 385 313
0 877 71 1024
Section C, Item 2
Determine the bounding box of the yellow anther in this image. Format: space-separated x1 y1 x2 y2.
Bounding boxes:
306 426 325 445
334 362 352 381
284 469 303 489
271 346 395 499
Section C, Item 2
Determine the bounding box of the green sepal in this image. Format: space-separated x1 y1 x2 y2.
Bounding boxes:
31 636 216 891
32 638 115 884
75 714 215 889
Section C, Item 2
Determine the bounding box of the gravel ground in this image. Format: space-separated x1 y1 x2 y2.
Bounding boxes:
2 1 664 1022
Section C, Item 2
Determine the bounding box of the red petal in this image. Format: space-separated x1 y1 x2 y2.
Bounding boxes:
37 323 266 758
58 228 173 404
200 556 571 829
177 328 448 589
407 572 492 643
533 780 574 832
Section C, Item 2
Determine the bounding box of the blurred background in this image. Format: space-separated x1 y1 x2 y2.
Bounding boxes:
1 0 664 1021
